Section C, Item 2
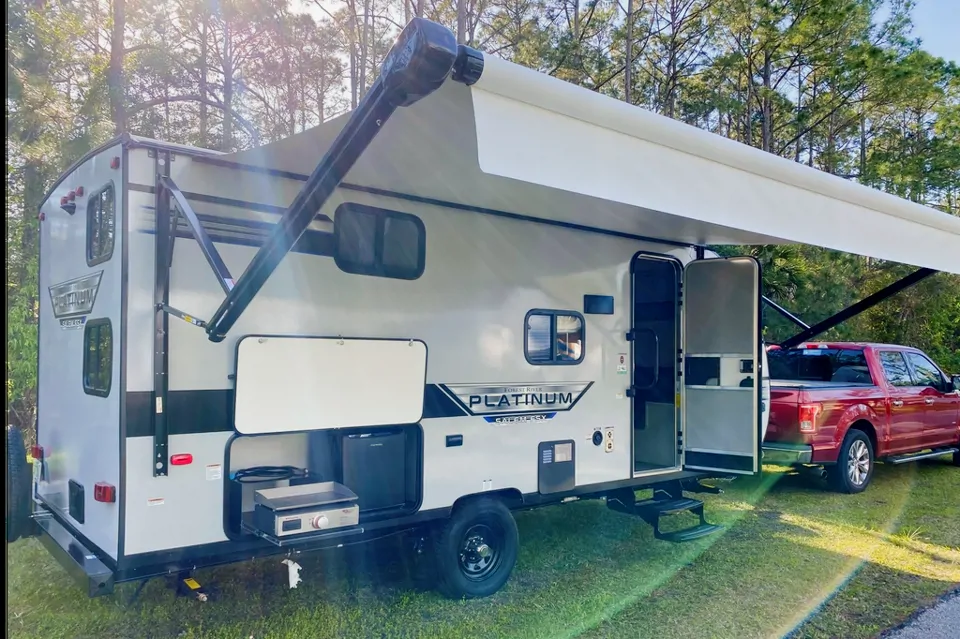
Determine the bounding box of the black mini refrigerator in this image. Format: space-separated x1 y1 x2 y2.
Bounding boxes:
341 430 407 512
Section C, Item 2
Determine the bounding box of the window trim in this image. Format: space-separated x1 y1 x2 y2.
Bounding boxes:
86 181 116 267
524 308 586 366
878 350 914 388
82 318 113 397
333 203 426 280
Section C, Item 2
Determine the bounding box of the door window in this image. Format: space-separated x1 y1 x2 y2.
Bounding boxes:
904 352 944 390
879 351 913 387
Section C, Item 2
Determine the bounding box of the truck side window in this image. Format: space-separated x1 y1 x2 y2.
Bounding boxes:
879 351 913 387
86 183 116 266
904 352 943 389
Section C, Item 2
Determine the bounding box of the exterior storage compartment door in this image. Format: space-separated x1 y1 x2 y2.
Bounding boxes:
682 257 760 475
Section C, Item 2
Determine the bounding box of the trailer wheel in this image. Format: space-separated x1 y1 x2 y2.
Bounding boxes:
434 498 518 599
952 449 960 467
827 429 874 494
6 427 33 543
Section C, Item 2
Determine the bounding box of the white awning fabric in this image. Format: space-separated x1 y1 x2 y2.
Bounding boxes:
223 54 960 274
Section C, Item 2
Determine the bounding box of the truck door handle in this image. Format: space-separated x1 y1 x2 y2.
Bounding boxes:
892 400 904 407
924 398 934 405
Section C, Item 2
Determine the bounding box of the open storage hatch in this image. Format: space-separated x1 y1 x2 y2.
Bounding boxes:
682 257 761 475
234 336 428 435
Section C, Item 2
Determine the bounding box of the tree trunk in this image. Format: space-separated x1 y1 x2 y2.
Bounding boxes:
761 49 772 153
109 0 126 134
222 19 233 151
200 16 208 147
457 0 466 45
624 0 633 104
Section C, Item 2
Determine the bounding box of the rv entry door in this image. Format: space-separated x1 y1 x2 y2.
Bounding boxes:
681 257 761 475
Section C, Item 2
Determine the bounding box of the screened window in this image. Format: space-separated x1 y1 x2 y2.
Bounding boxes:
334 203 425 280
83 319 113 397
879 351 913 387
905 352 943 389
87 183 116 265
525 310 584 365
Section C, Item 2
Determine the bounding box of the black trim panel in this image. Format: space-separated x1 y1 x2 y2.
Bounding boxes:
684 451 755 473
126 390 234 438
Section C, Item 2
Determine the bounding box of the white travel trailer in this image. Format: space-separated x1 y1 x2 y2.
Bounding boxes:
8 18 959 601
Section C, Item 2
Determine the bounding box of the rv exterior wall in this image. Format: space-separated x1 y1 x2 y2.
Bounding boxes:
36 143 125 559
119 150 695 555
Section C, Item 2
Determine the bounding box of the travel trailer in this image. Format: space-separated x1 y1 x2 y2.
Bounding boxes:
8 18 959 601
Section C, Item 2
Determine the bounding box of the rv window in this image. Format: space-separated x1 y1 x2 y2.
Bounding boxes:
86 183 116 266
82 319 112 397
334 203 425 280
525 310 585 365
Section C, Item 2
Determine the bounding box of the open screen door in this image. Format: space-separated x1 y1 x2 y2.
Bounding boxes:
682 257 761 475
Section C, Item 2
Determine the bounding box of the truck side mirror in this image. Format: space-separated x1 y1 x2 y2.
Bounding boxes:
952 375 960 391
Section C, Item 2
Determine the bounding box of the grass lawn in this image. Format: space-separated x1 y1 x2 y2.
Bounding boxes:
7 459 959 639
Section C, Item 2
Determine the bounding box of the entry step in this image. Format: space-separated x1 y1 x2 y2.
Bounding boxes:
606 490 721 544
888 448 958 465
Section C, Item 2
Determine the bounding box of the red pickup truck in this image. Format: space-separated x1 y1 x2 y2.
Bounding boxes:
761 342 960 493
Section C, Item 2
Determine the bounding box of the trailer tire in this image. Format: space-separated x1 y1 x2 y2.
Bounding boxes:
827 429 874 494
6 427 33 543
434 498 518 600
953 449 960 467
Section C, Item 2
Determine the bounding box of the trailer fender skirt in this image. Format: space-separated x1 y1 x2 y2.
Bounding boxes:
34 512 115 597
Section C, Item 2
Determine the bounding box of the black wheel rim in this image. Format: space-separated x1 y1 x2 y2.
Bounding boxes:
458 523 503 581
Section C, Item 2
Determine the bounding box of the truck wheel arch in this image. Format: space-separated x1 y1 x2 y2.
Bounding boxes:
845 419 878 457
452 488 524 513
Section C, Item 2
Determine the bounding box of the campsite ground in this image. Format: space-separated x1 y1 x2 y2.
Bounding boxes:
7 460 959 639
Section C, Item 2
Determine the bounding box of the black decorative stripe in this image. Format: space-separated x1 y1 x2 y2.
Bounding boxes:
128 182 333 223
126 390 234 438
684 451 755 473
126 385 471 438
422 384 469 419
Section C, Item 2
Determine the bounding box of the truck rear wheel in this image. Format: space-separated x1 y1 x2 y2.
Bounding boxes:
434 497 518 599
827 429 874 494
6 427 33 543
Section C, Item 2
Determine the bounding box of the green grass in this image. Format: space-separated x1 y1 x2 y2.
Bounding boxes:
7 460 959 639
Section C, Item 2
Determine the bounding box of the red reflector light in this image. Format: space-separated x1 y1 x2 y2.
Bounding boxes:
94 482 116 503
170 454 193 466
68 190 76 201
38 212 45 221
31 445 44 460
76 186 85 196
799 403 823 432
110 156 120 169
60 196 69 206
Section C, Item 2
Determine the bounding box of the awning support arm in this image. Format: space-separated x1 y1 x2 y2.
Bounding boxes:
160 175 235 296
780 268 937 349
203 19 483 342
762 296 809 330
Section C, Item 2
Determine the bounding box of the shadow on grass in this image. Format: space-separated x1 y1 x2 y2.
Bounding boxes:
6 461 958 639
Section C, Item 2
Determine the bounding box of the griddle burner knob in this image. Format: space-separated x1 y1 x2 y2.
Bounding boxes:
312 514 329 530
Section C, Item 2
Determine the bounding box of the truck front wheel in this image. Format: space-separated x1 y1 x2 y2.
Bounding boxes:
434 497 518 599
827 430 874 494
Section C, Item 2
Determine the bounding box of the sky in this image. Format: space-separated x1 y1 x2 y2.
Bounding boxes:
910 0 959 62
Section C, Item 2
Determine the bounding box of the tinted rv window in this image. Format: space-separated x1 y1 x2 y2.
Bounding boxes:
86 183 116 265
525 311 584 365
334 203 425 280
83 319 112 397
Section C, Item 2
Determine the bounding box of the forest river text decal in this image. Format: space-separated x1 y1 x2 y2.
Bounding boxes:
49 271 103 329
439 382 593 423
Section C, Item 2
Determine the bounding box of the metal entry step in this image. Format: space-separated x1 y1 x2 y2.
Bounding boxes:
606 489 721 543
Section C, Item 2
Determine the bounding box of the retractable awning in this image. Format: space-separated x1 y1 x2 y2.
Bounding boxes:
200 17 958 341
224 34 959 275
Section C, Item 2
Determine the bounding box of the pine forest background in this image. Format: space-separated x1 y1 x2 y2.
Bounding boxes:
7 0 960 433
